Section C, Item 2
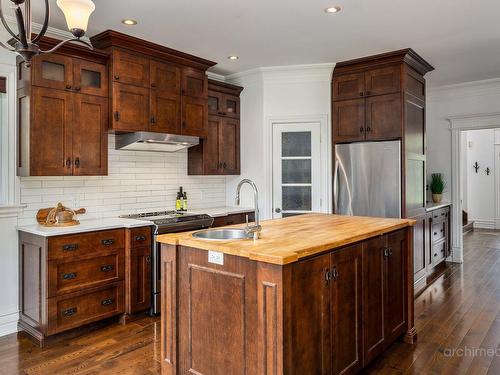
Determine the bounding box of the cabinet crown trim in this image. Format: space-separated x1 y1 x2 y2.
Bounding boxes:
90 30 216 71
334 48 434 75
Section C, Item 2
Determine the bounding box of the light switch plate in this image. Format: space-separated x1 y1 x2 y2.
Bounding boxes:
208 250 224 265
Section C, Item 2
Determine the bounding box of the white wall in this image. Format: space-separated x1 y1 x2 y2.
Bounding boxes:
427 78 500 202
463 129 497 228
225 64 334 219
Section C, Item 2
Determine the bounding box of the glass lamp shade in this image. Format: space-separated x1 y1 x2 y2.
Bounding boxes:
56 0 95 34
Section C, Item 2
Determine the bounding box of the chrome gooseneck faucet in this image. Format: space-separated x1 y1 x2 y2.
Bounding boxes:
235 179 262 240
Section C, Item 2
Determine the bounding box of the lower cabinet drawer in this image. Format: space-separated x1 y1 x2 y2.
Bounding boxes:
48 250 125 297
432 221 446 242
47 282 124 335
432 240 446 266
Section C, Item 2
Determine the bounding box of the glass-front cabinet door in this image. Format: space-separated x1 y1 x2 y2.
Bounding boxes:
208 91 222 116
32 54 73 91
73 60 108 97
272 122 322 218
222 94 240 118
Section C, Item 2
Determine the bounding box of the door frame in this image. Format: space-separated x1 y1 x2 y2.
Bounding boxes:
448 112 500 263
267 114 331 219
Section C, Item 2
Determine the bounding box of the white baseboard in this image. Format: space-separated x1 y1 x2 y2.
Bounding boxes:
473 220 496 229
0 312 18 337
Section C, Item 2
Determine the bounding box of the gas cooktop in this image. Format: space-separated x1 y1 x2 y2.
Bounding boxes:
120 210 212 227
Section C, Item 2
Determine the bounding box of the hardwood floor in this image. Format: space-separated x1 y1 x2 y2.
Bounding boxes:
1 230 499 375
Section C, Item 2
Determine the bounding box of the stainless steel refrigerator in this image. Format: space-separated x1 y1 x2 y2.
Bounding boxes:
334 141 402 218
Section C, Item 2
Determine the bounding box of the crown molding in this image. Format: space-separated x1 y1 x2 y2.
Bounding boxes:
447 112 500 130
207 71 226 82
428 77 500 96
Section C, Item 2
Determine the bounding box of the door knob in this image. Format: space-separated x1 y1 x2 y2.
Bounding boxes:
275 208 281 213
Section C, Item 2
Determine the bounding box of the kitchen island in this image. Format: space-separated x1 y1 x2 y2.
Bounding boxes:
157 213 415 375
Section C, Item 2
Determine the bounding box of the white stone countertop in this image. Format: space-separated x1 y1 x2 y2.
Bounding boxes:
17 217 153 237
426 202 452 211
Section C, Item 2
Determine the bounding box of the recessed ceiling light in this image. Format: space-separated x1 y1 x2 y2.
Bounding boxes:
324 6 341 14
227 55 239 60
122 19 138 25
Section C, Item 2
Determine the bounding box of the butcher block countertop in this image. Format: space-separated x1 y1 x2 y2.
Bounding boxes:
157 213 415 265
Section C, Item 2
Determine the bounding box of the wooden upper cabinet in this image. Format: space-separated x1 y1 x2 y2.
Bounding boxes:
333 72 365 101
150 60 181 134
31 87 73 176
182 96 207 136
73 59 108 97
112 49 150 87
181 68 207 98
32 54 74 91
112 83 150 132
208 91 223 116
72 94 108 176
219 117 240 174
150 60 180 94
365 65 401 96
188 79 243 175
222 94 240 118
365 93 402 140
333 98 365 143
331 244 363 375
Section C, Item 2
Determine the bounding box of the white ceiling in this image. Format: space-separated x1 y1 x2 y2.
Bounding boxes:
18 0 500 86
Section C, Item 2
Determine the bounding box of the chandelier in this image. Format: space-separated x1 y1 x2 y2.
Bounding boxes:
0 0 96 66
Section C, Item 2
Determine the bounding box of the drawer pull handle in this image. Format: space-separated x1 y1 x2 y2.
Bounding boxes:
100 265 114 272
62 307 77 317
101 298 114 306
63 243 78 251
101 239 115 246
62 272 77 280
135 235 147 242
145 256 151 264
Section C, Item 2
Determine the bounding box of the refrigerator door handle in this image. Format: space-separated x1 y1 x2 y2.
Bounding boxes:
334 149 354 216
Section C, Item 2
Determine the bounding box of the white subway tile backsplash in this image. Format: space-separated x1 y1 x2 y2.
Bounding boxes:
19 134 227 225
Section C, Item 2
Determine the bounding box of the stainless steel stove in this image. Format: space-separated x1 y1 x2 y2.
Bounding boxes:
120 210 213 315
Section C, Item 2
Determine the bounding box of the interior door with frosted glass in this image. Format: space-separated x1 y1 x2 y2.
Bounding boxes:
272 122 321 218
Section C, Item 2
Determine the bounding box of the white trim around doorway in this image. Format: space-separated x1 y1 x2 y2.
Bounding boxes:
448 112 500 263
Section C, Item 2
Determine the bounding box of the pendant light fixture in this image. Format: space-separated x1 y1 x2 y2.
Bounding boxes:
0 0 96 66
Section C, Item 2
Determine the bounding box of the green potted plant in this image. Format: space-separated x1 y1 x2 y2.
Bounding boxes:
430 173 446 203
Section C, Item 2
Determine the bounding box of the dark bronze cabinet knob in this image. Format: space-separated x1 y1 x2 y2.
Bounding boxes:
359 92 364 97
75 157 80 168
66 84 72 89
114 75 119 80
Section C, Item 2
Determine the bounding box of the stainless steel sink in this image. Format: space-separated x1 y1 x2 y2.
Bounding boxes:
192 228 251 241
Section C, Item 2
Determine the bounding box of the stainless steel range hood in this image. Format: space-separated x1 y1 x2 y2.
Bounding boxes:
115 132 199 152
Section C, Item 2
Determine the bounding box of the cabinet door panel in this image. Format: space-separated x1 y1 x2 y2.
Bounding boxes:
31 87 73 176
385 230 407 342
362 236 386 364
129 246 152 313
412 214 428 284
365 65 401 96
151 91 180 134
181 68 207 98
289 254 331 375
331 245 363 375
203 116 221 174
150 60 180 94
112 83 150 132
32 54 73 91
73 59 108 97
182 96 207 136
208 91 223 116
222 94 240 118
333 73 365 100
333 99 365 143
219 117 240 174
73 95 108 176
112 49 150 87
365 93 402 141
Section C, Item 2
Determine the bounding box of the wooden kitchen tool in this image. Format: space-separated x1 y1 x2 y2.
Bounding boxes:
36 203 86 227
